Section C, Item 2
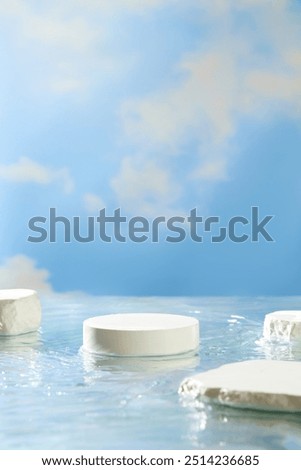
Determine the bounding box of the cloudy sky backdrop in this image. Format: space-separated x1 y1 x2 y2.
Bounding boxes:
0 0 301 295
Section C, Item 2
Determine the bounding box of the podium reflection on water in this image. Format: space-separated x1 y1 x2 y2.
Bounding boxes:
81 347 200 376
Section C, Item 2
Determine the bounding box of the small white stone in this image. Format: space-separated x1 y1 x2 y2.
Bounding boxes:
263 311 301 341
179 360 301 412
83 313 199 357
0 289 41 336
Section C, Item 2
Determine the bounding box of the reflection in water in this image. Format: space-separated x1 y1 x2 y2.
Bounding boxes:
0 332 42 391
255 336 301 361
0 331 40 354
81 348 200 375
181 396 301 450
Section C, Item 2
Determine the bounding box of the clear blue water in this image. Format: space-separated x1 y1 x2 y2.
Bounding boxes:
1 295 301 450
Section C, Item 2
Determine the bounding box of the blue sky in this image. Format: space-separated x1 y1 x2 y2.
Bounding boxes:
0 0 301 295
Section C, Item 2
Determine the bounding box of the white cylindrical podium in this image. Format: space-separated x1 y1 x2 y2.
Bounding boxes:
83 313 199 357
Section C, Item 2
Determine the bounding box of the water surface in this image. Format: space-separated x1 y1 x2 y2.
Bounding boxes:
0 295 301 450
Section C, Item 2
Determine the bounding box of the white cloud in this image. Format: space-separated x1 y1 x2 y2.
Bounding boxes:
118 47 245 210
192 159 228 181
0 1 108 95
111 157 180 215
1 0 300 215
0 0 182 96
74 0 177 13
48 78 86 94
0 255 53 294
24 13 98 51
118 0 301 210
121 49 239 149
83 193 105 213
0 157 74 193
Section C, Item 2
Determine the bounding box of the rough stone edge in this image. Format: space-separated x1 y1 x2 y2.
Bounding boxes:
179 377 301 412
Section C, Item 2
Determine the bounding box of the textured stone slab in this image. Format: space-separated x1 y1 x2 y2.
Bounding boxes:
179 360 301 412
264 311 301 341
0 289 41 336
83 313 199 357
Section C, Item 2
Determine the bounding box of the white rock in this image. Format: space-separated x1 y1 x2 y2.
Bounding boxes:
0 289 41 336
83 313 199 357
263 310 301 341
179 360 301 412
